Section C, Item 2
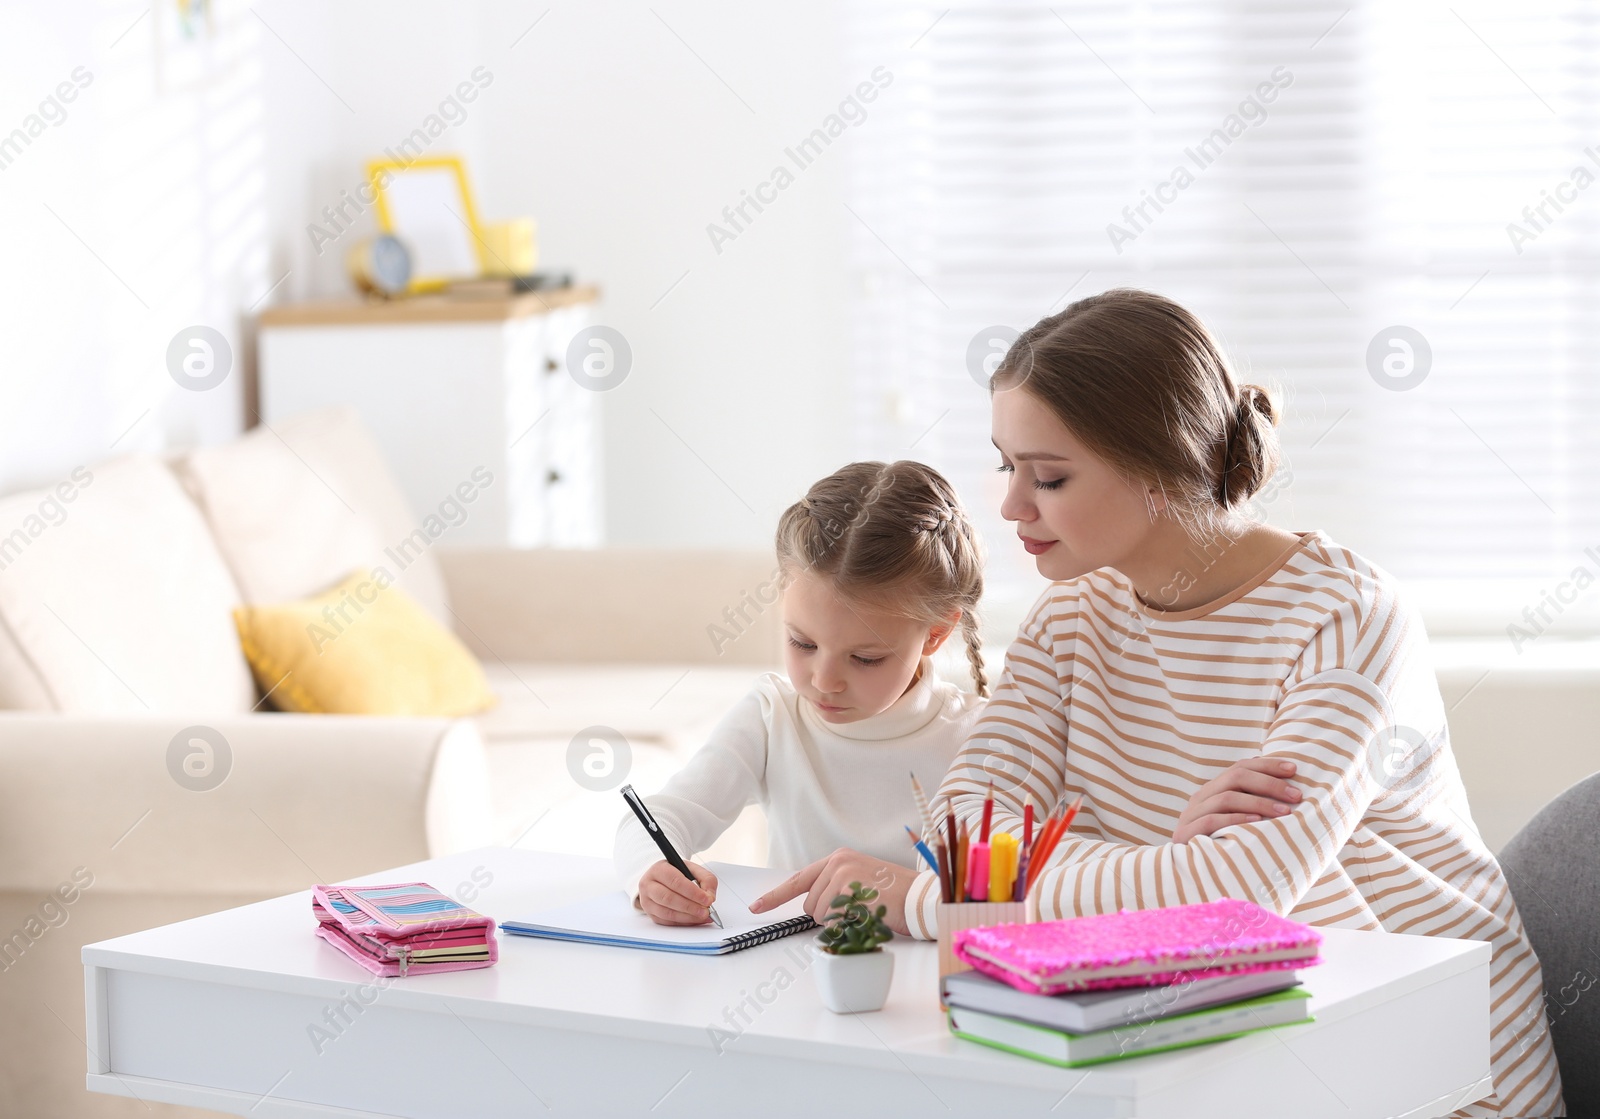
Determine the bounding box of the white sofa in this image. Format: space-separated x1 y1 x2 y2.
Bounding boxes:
0 407 780 1118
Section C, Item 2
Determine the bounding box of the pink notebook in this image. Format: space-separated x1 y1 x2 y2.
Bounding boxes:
312 883 498 977
952 898 1322 995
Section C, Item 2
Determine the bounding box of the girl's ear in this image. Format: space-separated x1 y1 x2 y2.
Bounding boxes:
922 611 962 655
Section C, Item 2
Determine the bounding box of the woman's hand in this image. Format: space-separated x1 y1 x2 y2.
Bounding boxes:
749 848 920 935
1173 757 1302 844
635 859 719 926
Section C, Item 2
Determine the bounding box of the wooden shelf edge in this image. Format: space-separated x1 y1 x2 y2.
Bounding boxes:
258 284 602 328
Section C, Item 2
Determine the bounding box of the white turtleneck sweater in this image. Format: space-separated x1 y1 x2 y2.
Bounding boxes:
613 659 985 905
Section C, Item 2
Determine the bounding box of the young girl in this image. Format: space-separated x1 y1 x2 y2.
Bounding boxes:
614 460 988 925
756 291 1561 1118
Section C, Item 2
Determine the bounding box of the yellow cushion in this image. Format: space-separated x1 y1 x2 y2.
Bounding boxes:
233 570 495 716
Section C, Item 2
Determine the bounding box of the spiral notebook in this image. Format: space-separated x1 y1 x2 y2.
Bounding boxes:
500 862 817 955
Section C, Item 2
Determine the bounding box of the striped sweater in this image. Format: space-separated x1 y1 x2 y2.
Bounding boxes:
908 531 1562 1118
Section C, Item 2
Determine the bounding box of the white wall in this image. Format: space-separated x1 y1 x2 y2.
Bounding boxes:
254 6 489 309
1 0 267 489
1 0 853 550
0 0 487 483
471 1 854 547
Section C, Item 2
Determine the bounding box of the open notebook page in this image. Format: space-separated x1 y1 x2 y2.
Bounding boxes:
500 863 816 954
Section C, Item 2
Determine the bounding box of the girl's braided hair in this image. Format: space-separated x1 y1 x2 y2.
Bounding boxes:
775 460 988 696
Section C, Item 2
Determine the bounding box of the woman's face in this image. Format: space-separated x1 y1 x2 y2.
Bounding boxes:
991 387 1161 581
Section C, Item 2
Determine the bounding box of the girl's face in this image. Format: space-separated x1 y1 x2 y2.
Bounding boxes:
781 568 952 724
991 387 1161 582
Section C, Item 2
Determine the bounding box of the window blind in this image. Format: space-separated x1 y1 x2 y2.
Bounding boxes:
844 2 1600 639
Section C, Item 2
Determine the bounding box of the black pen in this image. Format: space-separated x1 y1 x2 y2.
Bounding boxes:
620 784 723 929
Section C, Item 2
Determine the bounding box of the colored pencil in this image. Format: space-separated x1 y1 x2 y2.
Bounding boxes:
1030 810 1068 877
1060 793 1084 831
980 780 995 844
968 841 991 902
1023 823 1060 893
934 838 952 902
1025 794 1085 892
1023 800 1034 849
906 825 938 874
910 772 934 843
1024 814 1064 894
955 819 970 903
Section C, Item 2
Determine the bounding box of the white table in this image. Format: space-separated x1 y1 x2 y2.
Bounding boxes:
83 848 1491 1118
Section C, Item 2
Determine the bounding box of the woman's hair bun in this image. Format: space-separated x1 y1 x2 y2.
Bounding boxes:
1219 383 1280 508
1237 383 1276 425
1001 289 1285 529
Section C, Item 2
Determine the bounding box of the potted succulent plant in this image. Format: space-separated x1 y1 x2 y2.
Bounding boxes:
812 881 895 1013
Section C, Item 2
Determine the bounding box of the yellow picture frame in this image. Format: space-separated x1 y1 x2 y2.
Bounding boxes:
366 155 489 293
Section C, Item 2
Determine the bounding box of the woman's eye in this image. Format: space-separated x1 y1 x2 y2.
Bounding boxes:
787 638 815 652
995 463 1014 474
852 655 886 667
1034 477 1065 491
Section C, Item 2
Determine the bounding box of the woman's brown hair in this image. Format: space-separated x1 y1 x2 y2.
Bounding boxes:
775 461 988 696
994 288 1280 531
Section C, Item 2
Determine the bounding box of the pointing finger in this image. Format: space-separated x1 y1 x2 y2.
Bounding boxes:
751 857 824 914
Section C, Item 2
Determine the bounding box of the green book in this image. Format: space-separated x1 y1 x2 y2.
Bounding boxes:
947 986 1313 1068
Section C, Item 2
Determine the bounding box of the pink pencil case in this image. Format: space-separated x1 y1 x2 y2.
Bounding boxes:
953 897 1322 995
311 882 498 977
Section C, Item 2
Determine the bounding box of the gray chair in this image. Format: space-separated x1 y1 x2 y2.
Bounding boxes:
1498 770 1600 1117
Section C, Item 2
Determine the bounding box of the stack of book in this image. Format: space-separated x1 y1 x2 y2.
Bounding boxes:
312 882 498 977
943 897 1322 1067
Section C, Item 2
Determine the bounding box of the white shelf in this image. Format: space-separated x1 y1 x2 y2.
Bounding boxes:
259 293 603 548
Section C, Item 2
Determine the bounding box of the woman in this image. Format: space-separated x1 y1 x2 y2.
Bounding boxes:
753 289 1562 1117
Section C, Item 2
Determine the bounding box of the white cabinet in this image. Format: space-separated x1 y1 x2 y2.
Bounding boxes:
257 289 602 547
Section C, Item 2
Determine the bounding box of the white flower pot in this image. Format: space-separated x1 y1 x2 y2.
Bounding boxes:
812 945 894 1013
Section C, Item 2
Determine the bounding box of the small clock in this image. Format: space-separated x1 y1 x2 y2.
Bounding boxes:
347 234 413 298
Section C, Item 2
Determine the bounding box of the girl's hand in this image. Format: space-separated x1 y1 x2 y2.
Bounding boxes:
749 848 919 936
1173 757 1302 844
635 859 719 926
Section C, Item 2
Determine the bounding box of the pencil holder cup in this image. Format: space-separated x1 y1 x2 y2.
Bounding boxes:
936 901 1028 1005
